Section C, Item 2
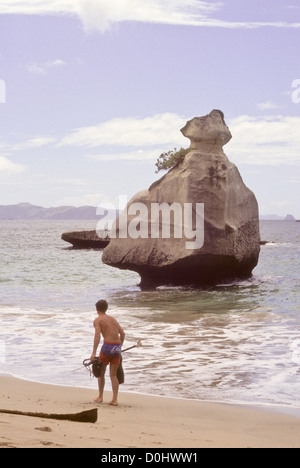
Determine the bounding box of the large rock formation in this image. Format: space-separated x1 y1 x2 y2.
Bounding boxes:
102 110 260 288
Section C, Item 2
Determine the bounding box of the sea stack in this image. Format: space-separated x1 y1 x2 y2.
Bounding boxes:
102 110 261 288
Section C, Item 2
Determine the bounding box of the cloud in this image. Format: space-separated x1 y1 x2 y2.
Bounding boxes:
0 0 77 15
0 136 56 154
0 155 25 174
1 0 300 33
86 149 163 162
76 0 222 33
59 113 187 148
227 115 300 166
59 112 300 167
25 59 66 76
3 111 300 170
256 101 283 111
56 192 112 207
11 136 56 151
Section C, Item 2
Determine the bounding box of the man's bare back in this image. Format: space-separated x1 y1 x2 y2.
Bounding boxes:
94 314 124 344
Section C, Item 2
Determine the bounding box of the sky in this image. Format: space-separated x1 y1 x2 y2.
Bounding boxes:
0 0 300 217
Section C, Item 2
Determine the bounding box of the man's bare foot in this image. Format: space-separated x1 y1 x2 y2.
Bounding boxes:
108 400 118 406
93 396 103 403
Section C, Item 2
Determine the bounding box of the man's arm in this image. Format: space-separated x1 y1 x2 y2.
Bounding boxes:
118 323 125 346
90 319 101 360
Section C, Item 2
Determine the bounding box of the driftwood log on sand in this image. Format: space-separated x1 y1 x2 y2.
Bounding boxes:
0 408 98 424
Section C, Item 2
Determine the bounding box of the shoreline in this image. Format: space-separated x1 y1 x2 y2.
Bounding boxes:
4 372 300 419
1 375 300 448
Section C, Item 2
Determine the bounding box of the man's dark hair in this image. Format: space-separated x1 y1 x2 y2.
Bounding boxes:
95 300 108 313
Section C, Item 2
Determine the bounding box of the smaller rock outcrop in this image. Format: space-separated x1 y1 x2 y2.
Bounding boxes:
61 230 110 249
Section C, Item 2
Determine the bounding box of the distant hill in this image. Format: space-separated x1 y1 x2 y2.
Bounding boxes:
259 214 284 220
0 203 296 222
260 214 296 221
0 203 118 220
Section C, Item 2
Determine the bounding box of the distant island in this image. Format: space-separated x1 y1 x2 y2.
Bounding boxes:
0 203 117 220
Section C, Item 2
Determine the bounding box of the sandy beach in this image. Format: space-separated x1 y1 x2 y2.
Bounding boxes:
0 375 300 448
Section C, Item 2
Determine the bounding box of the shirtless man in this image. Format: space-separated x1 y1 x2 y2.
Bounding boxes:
90 300 125 406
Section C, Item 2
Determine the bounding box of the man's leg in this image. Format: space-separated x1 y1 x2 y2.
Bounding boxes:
109 363 119 406
94 365 106 403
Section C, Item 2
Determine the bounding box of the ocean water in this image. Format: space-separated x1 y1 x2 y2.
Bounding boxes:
0 220 300 411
